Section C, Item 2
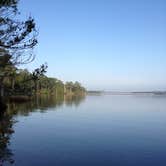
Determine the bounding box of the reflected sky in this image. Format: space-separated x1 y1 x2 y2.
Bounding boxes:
1 95 166 166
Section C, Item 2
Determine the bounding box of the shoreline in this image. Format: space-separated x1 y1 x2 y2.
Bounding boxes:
88 91 166 96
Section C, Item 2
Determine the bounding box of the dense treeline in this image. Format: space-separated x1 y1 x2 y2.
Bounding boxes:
2 65 86 97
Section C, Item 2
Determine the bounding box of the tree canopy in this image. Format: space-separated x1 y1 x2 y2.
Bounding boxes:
0 0 37 65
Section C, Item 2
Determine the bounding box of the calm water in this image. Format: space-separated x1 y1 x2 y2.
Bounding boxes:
1 94 166 166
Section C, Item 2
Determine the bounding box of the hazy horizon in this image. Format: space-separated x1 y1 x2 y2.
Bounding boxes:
19 0 166 91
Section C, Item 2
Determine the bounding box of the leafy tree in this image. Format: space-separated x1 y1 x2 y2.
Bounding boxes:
0 0 37 65
32 64 48 93
0 0 37 99
65 82 74 94
65 81 85 95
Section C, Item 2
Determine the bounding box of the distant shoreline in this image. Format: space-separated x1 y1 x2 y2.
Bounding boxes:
88 91 166 96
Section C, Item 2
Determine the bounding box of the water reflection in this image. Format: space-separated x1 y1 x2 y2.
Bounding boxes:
7 94 86 115
0 112 15 166
64 95 86 107
0 94 86 166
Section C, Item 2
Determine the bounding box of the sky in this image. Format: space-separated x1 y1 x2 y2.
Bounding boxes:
19 0 166 91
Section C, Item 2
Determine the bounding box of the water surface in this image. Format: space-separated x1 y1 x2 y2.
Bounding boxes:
1 95 166 166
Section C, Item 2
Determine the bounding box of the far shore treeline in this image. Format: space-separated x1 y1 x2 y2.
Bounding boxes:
0 0 86 111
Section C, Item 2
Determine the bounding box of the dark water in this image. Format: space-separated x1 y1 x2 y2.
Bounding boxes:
1 94 166 166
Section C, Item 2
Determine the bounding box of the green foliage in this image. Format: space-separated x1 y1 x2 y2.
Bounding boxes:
0 0 18 7
65 81 86 95
32 64 48 81
1 66 86 96
0 0 37 66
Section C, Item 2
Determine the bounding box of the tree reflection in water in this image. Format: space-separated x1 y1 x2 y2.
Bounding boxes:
0 94 86 165
0 112 15 166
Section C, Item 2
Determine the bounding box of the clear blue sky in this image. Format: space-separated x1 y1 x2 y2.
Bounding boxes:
19 0 166 91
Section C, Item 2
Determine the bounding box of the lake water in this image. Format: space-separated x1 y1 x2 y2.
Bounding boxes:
1 94 166 166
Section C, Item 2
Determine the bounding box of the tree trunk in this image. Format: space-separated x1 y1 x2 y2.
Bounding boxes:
11 77 15 91
34 79 39 93
0 78 4 98
0 78 7 112
70 87 72 94
64 85 66 94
